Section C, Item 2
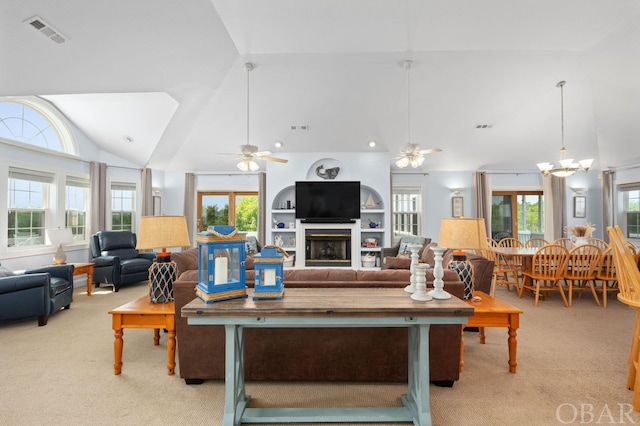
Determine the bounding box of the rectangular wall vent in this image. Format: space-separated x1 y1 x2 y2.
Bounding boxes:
24 16 68 44
290 125 309 131
475 124 493 129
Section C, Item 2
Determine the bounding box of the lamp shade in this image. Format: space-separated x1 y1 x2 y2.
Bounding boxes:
437 217 488 250
136 215 191 261
45 228 73 246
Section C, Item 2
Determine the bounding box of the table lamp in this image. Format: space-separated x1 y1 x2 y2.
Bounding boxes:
46 227 74 264
136 215 191 303
431 217 488 299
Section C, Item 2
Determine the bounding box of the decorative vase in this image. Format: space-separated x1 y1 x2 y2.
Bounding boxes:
574 236 588 247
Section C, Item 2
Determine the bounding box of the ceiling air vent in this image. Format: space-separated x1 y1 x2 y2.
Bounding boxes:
475 124 493 129
24 16 68 44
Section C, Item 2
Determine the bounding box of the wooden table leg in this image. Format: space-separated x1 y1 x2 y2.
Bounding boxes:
86 267 93 296
507 313 519 373
459 326 465 372
479 327 486 344
167 327 176 375
113 314 123 375
153 328 160 345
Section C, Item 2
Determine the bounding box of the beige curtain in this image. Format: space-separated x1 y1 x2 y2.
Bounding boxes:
141 168 153 216
543 175 567 241
602 170 615 233
183 172 196 248
89 161 107 236
473 171 491 237
258 172 266 245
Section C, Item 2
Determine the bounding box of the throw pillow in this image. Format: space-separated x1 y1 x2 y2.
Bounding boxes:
384 256 412 269
398 235 427 256
245 236 259 257
0 265 15 277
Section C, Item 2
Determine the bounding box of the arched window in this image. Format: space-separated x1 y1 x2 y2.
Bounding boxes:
0 96 77 155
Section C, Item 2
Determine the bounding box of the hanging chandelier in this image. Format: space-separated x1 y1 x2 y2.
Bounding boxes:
536 81 593 177
395 60 441 168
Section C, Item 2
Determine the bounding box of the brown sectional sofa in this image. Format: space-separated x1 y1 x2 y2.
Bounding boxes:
171 247 469 386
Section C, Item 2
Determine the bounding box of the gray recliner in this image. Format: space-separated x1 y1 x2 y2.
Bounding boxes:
90 231 156 292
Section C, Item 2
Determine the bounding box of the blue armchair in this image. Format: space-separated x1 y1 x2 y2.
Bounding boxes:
0 264 74 326
90 231 156 292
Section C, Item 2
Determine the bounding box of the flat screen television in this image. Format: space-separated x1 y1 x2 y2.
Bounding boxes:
295 181 361 222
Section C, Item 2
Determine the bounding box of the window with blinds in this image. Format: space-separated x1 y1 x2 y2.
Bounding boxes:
7 167 53 247
392 186 422 243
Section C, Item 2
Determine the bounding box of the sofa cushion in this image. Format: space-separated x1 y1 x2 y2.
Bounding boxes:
284 269 358 282
101 248 140 260
421 243 434 264
49 277 72 297
384 256 412 269
171 249 199 277
120 258 153 275
98 231 136 251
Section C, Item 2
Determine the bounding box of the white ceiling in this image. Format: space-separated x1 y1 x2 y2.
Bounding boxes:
2 0 640 173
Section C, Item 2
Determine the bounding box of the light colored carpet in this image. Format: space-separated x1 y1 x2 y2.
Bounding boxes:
1 281 640 425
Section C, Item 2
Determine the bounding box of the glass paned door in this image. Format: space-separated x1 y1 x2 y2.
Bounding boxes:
492 191 544 245
492 194 514 242
198 192 258 232
199 194 230 231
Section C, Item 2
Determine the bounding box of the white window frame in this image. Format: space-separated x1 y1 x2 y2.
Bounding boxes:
110 181 137 232
66 176 90 242
617 181 640 242
7 167 53 248
391 185 422 244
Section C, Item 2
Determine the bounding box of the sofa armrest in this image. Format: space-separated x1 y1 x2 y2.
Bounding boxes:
92 256 119 268
0 273 50 293
138 252 157 262
25 264 74 283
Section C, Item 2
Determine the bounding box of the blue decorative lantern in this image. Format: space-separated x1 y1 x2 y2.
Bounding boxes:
196 226 247 303
252 246 285 300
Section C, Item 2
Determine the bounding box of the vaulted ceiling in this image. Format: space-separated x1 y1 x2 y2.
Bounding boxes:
2 0 640 173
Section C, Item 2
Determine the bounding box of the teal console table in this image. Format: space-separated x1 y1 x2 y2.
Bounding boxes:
182 287 472 426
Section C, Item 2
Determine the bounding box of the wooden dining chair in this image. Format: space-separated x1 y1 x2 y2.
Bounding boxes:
587 238 608 252
481 248 519 296
553 238 573 250
498 238 523 249
524 238 548 248
595 247 618 308
521 244 569 307
498 237 523 272
561 244 601 307
608 225 640 411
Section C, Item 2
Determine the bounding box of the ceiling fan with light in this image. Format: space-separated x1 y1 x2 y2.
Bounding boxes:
234 63 288 172
395 60 442 169
236 143 287 172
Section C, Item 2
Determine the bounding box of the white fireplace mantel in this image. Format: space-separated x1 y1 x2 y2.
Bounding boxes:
296 220 361 269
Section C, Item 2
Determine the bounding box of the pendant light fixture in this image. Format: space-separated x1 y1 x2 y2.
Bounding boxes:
395 60 441 168
536 81 593 177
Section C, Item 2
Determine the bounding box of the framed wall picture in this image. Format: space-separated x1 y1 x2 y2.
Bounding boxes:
153 196 162 216
452 196 464 218
573 196 586 218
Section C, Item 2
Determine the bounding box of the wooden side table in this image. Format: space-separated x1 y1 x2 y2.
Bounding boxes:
68 262 94 296
108 295 175 375
460 290 523 373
